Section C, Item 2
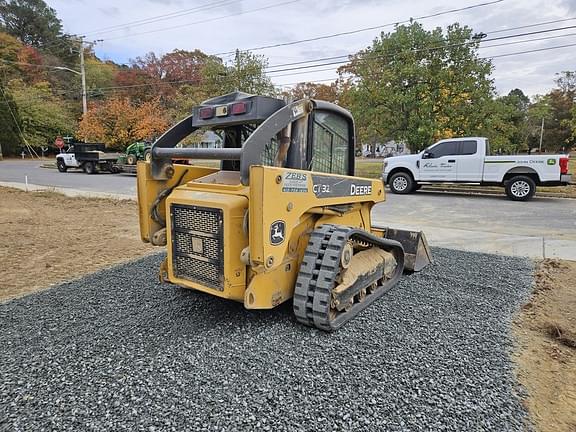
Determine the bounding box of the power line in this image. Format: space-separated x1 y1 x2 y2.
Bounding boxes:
80 40 576 92
9 20 576 74
275 42 576 85
265 24 576 72
487 16 576 34
212 0 506 55
4 39 575 97
101 0 302 41
487 41 576 59
83 0 246 37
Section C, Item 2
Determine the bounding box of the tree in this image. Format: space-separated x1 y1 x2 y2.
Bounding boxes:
202 50 275 97
133 49 209 83
77 97 169 150
0 31 45 82
0 0 61 47
555 71 576 94
288 82 339 102
480 89 531 153
525 95 552 151
0 84 22 155
84 57 118 99
543 89 574 151
339 22 494 151
6 79 75 148
478 98 520 153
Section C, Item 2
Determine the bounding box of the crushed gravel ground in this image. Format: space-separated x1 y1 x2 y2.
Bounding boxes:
0 248 533 431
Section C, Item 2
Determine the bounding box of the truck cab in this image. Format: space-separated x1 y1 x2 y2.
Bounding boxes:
416 137 487 182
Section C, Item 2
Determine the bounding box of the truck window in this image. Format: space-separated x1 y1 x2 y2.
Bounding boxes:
460 141 477 155
485 139 491 156
310 111 349 175
427 141 458 158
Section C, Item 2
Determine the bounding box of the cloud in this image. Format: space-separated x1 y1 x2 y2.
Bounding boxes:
46 0 576 95
561 0 576 10
98 7 120 16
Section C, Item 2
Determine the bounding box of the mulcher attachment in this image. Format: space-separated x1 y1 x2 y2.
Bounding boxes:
293 224 405 331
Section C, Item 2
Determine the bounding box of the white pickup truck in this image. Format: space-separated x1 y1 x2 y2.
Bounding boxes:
382 137 572 200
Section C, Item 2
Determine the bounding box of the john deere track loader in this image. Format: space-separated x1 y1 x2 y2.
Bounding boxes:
138 92 432 331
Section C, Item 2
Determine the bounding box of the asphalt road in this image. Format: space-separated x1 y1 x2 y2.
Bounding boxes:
2 158 575 259
0 159 136 195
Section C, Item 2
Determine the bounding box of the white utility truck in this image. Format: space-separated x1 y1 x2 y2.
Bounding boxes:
382 137 572 201
56 143 120 174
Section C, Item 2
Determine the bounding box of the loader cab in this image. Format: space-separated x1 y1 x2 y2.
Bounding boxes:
150 92 356 182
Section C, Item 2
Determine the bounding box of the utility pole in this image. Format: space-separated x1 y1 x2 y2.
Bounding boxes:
79 38 88 116
538 117 544 153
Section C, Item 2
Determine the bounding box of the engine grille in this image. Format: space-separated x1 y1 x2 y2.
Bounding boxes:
170 204 224 290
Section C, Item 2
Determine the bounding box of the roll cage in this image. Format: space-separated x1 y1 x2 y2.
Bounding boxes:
150 92 356 185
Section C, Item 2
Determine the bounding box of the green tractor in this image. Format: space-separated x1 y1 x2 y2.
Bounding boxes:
119 141 152 165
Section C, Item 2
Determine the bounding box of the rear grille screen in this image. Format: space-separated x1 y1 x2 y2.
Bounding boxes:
171 204 224 290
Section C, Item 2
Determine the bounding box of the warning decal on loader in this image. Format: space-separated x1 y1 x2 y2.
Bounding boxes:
311 175 373 198
282 172 308 193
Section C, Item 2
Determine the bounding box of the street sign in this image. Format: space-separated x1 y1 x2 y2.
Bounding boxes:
54 136 64 149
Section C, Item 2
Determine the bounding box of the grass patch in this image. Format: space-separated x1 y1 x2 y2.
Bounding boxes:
355 159 383 179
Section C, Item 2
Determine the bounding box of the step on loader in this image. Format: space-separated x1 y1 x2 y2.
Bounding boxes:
137 92 432 331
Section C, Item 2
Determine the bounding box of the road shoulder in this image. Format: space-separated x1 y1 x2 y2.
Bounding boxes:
513 259 576 432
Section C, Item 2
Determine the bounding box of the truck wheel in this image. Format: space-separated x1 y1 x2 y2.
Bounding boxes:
126 154 137 165
389 172 414 194
106 161 118 173
505 176 536 201
144 149 152 163
84 161 97 174
56 159 67 173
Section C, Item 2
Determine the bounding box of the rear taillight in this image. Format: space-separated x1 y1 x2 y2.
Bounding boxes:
231 102 247 115
560 157 569 174
199 107 214 119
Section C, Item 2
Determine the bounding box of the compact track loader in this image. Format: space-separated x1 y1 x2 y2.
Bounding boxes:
138 92 432 331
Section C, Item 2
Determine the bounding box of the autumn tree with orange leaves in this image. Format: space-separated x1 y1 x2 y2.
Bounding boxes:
78 98 169 150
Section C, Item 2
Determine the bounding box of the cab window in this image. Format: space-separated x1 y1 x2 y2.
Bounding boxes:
260 136 279 166
426 141 458 158
460 140 477 155
310 111 350 175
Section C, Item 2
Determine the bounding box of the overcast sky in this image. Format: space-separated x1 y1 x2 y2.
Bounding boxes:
46 0 576 96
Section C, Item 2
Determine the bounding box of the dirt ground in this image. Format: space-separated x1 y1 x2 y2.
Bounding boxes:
0 187 154 302
513 259 576 432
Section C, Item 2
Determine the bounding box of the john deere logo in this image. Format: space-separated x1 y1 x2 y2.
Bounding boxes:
547 159 556 165
270 220 286 245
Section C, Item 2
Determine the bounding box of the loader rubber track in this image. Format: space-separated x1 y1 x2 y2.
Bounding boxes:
293 224 405 331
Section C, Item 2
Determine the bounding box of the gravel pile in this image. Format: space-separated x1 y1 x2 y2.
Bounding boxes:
0 248 534 431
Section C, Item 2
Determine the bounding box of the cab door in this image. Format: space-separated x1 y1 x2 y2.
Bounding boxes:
419 141 458 181
63 147 79 167
456 140 483 182
307 110 353 175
